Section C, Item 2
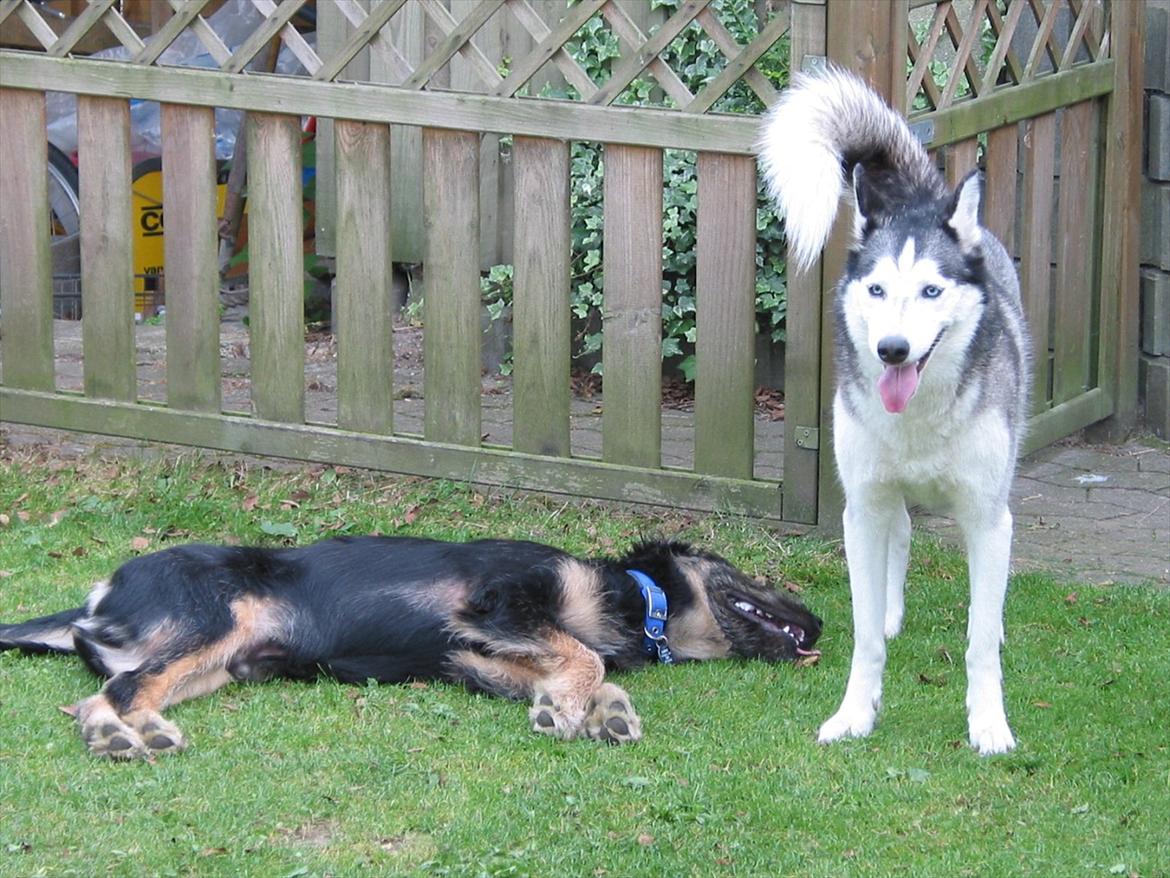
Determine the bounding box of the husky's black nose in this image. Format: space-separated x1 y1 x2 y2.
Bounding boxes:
877 336 910 364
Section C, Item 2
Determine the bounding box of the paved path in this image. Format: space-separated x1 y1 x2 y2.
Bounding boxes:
2 320 1166 586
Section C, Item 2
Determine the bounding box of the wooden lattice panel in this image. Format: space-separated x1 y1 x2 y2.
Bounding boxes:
906 0 1111 114
0 0 792 114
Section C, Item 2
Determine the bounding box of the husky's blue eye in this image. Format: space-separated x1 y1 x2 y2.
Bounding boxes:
867 284 885 298
922 284 943 299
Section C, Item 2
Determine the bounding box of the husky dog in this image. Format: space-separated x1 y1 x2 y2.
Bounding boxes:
0 536 821 759
757 67 1029 754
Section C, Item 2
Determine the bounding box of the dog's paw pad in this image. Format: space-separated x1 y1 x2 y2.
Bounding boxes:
528 689 585 740
132 714 187 755
82 719 148 760
584 684 642 745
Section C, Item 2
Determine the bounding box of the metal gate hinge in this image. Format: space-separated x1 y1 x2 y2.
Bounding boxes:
793 426 819 450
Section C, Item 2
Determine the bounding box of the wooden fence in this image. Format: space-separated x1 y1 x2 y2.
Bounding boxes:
0 0 1144 528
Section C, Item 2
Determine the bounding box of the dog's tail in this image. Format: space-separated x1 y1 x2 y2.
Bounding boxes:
756 65 944 271
0 607 85 654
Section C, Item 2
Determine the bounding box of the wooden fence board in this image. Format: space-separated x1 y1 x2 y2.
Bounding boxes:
0 88 54 391
943 137 979 189
1019 112 1056 411
781 0 827 525
983 123 1019 254
422 128 482 446
335 119 395 435
1091 0 1143 437
694 152 755 479
915 61 1114 148
1052 100 1096 405
246 112 305 423
602 144 662 468
512 136 570 457
0 387 785 519
160 103 221 413
78 95 135 402
0 55 764 154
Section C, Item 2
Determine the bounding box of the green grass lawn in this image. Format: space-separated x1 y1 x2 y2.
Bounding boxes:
0 449 1166 878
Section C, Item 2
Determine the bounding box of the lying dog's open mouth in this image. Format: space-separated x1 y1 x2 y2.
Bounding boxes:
732 596 820 656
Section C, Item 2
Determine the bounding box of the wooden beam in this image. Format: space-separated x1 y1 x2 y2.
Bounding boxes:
422 128 482 446
335 119 395 435
913 60 1114 148
694 152 755 479
78 95 136 402
246 112 305 423
0 88 54 391
512 136 571 457
0 52 764 154
0 387 787 520
1088 1 1143 439
602 144 662 468
161 103 221 412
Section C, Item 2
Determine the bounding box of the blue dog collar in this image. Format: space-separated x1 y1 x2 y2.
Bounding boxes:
627 569 674 665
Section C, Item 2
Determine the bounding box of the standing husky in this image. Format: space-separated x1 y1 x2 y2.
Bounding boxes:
758 67 1029 754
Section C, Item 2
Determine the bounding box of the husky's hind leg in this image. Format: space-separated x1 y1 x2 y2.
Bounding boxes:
960 506 1016 755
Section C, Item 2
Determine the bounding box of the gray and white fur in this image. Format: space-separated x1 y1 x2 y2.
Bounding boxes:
758 66 1030 754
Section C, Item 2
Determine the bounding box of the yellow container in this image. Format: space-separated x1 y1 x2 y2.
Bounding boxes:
131 159 229 320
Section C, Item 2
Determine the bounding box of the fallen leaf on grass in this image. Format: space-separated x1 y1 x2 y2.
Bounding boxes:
636 833 655 847
130 536 151 552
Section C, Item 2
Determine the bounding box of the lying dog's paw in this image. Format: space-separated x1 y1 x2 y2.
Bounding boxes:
80 715 149 760
528 689 585 740
583 683 642 745
125 710 187 755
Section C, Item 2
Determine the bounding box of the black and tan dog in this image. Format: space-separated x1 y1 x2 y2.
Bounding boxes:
0 536 821 759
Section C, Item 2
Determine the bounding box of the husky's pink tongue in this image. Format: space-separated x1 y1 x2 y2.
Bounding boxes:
877 363 919 413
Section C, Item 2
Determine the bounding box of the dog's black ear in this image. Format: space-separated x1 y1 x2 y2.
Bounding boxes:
851 163 888 239
945 169 983 252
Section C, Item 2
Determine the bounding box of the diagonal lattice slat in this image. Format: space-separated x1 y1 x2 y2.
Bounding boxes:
907 0 1115 115
403 0 504 90
2 0 793 118
313 0 408 82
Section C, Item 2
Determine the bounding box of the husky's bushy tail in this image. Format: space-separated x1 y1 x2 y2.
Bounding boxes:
757 66 946 271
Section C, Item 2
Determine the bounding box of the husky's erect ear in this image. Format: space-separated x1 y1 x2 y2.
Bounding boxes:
851 163 886 240
945 170 983 251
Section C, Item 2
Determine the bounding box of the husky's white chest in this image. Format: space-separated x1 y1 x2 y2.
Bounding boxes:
832 387 1015 513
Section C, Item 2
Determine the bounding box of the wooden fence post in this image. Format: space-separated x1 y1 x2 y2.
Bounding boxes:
1088 0 1145 440
815 0 908 530
782 0 828 524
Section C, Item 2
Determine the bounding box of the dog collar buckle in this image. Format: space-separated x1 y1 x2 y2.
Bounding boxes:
627 569 674 665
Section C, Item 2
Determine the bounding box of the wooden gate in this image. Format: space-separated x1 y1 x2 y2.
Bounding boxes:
0 0 1144 529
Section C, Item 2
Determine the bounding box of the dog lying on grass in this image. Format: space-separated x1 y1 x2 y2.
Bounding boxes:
0 536 821 759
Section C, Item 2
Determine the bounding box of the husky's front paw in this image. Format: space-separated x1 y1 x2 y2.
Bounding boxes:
969 711 1015 755
583 683 642 745
817 705 877 744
